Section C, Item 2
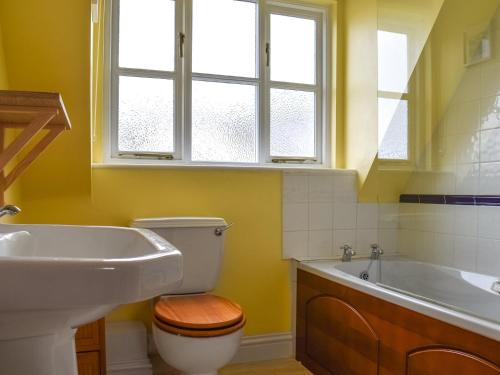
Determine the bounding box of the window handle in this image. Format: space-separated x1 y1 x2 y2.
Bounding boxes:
179 32 185 58
266 42 270 67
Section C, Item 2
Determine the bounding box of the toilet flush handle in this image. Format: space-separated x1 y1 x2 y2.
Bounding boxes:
214 223 234 236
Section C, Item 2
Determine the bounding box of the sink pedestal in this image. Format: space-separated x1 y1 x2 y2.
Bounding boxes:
0 329 78 375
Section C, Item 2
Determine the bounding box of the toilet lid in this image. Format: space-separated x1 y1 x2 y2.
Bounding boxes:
154 294 244 330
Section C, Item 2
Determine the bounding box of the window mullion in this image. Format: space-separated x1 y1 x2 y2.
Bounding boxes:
260 0 270 164
172 0 184 160
183 0 193 162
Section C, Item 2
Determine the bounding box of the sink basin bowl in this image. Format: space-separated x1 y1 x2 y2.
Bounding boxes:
0 223 183 375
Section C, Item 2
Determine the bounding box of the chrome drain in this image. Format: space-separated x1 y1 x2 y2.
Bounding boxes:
359 271 369 280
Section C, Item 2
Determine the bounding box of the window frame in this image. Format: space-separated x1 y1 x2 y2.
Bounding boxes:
376 25 416 169
103 0 332 168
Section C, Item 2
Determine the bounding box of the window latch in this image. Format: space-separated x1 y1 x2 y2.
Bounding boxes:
179 32 186 58
266 42 270 67
271 158 317 164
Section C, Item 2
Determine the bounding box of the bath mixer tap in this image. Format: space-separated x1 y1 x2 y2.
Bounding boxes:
341 244 355 262
0 205 21 218
370 243 384 260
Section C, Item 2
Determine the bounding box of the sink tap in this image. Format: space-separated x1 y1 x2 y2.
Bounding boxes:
0 205 21 218
340 244 355 262
370 243 384 260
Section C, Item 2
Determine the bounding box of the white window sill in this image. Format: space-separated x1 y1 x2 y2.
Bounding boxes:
91 160 358 173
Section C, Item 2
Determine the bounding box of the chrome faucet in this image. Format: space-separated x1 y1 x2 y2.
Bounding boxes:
0 205 21 218
340 244 356 262
370 243 384 260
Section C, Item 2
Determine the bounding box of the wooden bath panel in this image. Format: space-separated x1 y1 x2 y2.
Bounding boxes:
296 269 500 375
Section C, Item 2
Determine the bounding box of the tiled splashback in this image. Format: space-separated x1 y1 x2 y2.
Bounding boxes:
398 12 500 277
282 170 399 259
399 203 500 275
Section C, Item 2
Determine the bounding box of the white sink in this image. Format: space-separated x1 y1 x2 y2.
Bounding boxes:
0 223 182 375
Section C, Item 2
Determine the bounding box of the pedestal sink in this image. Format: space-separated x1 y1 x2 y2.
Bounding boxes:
0 223 183 375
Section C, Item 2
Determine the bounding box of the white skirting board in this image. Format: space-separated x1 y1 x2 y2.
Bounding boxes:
230 332 294 364
147 331 294 365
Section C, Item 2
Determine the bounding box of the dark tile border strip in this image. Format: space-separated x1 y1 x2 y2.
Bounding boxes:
400 194 500 206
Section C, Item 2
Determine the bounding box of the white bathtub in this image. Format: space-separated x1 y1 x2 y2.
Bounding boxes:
298 257 500 341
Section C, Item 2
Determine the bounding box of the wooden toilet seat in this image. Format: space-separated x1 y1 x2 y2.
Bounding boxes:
153 294 246 337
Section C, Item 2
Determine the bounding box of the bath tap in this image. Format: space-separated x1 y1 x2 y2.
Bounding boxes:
340 244 355 262
370 243 384 260
0 205 21 218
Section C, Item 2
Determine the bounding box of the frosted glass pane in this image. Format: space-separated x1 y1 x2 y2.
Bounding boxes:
270 89 315 157
119 0 175 71
193 0 256 77
271 14 316 84
118 76 174 153
378 97 408 160
378 30 408 93
192 81 257 162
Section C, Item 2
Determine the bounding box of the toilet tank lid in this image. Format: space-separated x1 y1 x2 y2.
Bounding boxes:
131 217 228 229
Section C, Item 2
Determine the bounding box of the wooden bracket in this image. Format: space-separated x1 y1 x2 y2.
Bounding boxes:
0 91 71 205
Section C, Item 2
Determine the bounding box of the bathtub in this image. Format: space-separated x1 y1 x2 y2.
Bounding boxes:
297 257 500 341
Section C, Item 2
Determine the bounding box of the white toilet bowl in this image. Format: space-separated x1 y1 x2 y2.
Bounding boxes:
152 294 246 375
153 325 243 375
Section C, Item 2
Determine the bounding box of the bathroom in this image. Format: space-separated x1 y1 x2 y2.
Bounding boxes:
0 0 499 374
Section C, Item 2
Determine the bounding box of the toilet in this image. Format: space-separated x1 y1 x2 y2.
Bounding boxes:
131 217 245 375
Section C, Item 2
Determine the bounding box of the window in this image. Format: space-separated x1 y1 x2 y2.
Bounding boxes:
377 29 411 162
106 0 329 166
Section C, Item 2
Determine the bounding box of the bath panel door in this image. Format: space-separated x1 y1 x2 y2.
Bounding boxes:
407 348 500 375
305 295 379 374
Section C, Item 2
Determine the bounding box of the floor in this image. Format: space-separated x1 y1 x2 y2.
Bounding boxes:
151 356 312 375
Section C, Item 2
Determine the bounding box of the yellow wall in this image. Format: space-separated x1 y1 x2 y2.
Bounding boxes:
0 22 7 90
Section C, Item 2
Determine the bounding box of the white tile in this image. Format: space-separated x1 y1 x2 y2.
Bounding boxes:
418 205 439 233
333 229 356 257
378 229 398 254
480 95 500 130
283 231 308 259
333 174 357 203
436 131 457 166
357 203 379 229
309 202 333 230
398 229 416 256
308 230 333 257
455 163 479 195
453 205 477 237
283 203 308 231
480 128 500 162
455 65 481 102
378 203 400 229
399 203 416 230
433 171 456 195
283 174 308 203
453 236 477 271
414 232 435 262
333 203 357 229
433 234 455 267
481 61 500 98
457 100 480 134
479 162 500 195
478 206 500 240
477 239 500 276
435 205 455 235
455 132 480 164
355 229 378 256
308 175 334 202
